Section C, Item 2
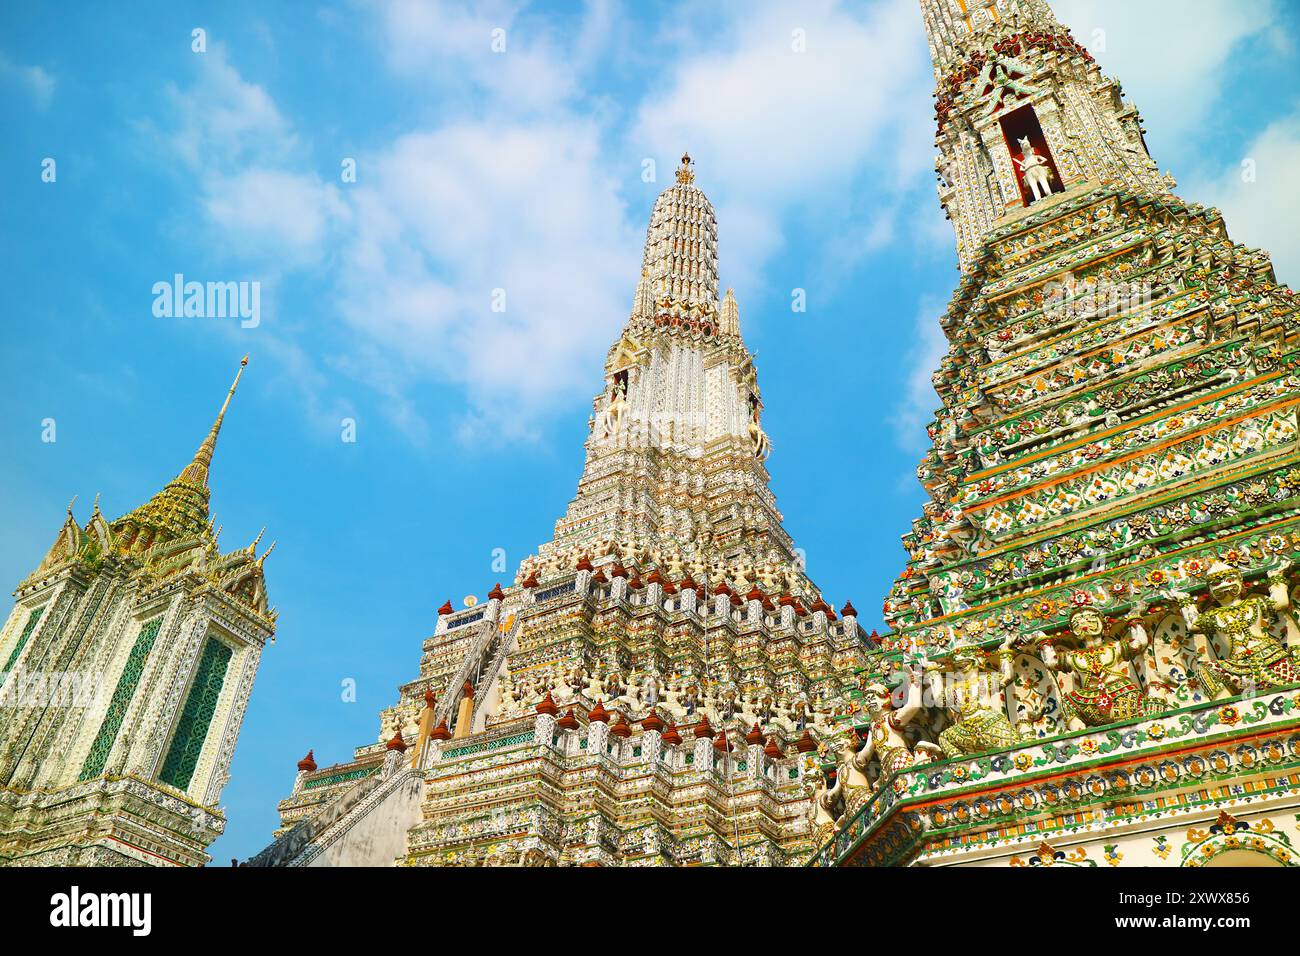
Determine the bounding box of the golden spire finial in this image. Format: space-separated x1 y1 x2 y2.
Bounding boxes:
676 151 695 185
181 356 249 488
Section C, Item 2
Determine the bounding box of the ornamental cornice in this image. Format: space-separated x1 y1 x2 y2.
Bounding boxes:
888 510 1300 647
941 184 1231 324
814 687 1300 867
962 375 1296 508
965 338 1261 464
0 773 222 832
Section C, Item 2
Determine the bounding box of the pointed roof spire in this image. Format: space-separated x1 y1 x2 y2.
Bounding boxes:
636 155 718 315
114 356 251 545
180 355 248 488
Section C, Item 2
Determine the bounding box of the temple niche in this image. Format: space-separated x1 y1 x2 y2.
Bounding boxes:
999 104 1063 205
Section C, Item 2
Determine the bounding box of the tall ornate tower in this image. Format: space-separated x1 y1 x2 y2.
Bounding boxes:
0 359 277 867
813 0 1300 867
253 157 867 868
533 155 803 580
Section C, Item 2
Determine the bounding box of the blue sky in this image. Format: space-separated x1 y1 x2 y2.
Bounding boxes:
1 0 1297 863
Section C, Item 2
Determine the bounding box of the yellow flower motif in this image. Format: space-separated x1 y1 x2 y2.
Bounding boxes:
1078 739 1099 755
1146 723 1166 740
1219 706 1241 726
1014 753 1034 772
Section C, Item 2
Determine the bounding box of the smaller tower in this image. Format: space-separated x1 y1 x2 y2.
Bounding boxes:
0 358 276 867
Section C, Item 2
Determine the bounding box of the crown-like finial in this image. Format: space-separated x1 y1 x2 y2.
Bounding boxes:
676 152 695 185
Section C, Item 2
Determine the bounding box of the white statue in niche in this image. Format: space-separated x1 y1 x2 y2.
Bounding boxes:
1013 136 1056 203
595 378 627 441
749 415 772 460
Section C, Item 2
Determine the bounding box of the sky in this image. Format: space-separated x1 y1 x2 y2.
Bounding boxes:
1 0 1297 863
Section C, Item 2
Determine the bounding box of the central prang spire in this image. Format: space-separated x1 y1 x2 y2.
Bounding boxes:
635 152 720 317
517 154 813 602
113 355 252 549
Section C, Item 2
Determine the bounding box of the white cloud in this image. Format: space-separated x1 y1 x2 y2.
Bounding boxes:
890 293 950 455
633 0 933 291
141 46 360 439
335 122 640 439
148 45 346 270
0 53 55 109
1051 0 1277 143
1194 108 1300 287
160 46 296 172
371 0 596 112
149 20 647 444
204 168 349 268
632 0 952 449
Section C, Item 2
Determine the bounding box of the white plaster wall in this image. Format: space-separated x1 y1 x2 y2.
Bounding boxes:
307 773 424 867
